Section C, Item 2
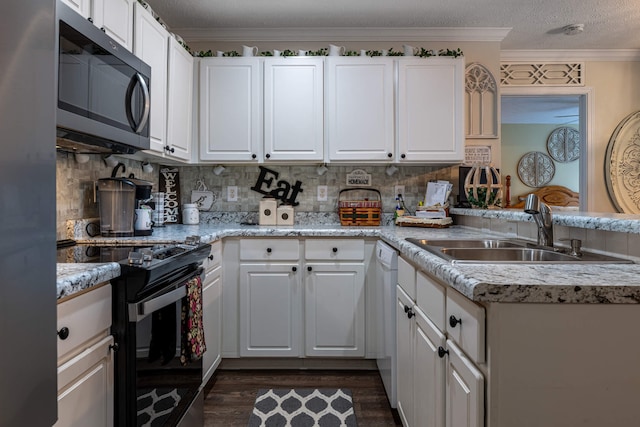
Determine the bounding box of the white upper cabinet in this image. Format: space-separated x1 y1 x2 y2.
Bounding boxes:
264 57 324 162
199 58 262 162
134 2 169 154
61 0 91 18
92 0 134 52
397 57 465 163
325 57 395 162
166 37 194 161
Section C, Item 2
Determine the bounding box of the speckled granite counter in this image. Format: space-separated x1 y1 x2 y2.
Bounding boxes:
56 262 121 300
58 221 640 304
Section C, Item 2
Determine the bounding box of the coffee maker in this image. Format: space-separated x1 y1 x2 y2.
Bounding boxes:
128 176 154 236
96 178 136 237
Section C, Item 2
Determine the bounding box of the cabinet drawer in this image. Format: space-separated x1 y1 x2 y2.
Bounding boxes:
305 239 364 261
416 271 446 332
446 288 485 364
57 284 112 362
203 240 222 272
240 239 300 261
397 257 416 300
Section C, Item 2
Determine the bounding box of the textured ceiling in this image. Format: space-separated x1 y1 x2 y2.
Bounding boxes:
144 0 640 49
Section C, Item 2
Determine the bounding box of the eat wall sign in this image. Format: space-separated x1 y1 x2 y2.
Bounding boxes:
250 166 304 206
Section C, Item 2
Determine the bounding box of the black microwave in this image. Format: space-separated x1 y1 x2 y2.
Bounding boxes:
55 0 151 154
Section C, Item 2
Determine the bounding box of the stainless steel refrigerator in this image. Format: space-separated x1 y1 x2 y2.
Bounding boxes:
0 0 58 425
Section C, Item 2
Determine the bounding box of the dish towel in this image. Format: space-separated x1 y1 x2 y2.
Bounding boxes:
180 275 206 365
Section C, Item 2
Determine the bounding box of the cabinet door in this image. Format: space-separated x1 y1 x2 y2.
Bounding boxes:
134 2 168 153
92 0 134 52
264 58 324 161
396 286 414 427
202 267 221 384
397 58 464 163
414 308 446 427
446 340 484 427
61 0 90 18
166 37 194 161
305 262 365 357
55 335 114 427
200 58 261 162
326 57 395 161
239 262 302 356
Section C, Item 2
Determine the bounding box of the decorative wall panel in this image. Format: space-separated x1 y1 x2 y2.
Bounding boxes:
500 63 584 86
465 62 498 138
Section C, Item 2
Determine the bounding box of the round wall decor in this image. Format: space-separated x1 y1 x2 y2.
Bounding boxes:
604 111 640 213
517 151 555 187
547 126 580 162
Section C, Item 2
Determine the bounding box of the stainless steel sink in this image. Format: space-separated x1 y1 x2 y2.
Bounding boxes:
405 238 632 264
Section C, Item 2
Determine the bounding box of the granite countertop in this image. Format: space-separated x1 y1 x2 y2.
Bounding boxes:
57 220 640 304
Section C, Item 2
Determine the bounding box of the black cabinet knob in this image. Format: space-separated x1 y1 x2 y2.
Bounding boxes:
170 147 175 153
100 27 106 32
438 346 449 358
292 266 297 272
88 17 93 23
252 154 257 159
265 153 271 159
407 309 415 319
401 153 406 159
387 152 393 158
208 255 214 260
332 247 338 253
266 248 272 253
307 266 313 272
449 315 462 328
404 305 411 313
57 327 69 340
109 342 119 352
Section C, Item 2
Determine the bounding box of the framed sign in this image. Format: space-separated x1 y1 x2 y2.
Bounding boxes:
464 146 492 165
346 169 371 187
159 166 181 223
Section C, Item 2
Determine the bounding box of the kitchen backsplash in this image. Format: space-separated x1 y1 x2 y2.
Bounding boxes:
56 151 458 239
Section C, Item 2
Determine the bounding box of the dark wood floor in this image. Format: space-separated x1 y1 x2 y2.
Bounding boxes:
203 369 402 426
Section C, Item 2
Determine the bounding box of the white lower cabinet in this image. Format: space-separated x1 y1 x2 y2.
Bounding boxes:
55 284 114 427
202 241 222 384
445 339 484 427
397 257 483 427
239 262 302 356
305 262 365 356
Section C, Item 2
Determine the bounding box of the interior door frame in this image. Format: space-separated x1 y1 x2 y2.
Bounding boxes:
501 86 594 211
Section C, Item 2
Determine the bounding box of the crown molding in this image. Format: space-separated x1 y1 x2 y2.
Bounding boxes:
177 27 512 43
501 49 640 62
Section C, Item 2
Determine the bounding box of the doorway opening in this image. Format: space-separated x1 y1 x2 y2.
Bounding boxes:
500 87 592 211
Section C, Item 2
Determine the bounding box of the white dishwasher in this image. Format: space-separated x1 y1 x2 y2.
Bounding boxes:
375 240 398 408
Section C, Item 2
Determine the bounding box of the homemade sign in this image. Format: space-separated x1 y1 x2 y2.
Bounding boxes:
251 166 304 206
159 166 181 223
346 169 371 187
464 146 492 165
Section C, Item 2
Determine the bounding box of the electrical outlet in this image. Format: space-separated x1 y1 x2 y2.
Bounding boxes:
227 186 238 202
394 185 405 198
317 185 328 201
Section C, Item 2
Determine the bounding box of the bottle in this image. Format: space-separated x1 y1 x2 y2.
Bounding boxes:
182 203 199 225
394 197 404 222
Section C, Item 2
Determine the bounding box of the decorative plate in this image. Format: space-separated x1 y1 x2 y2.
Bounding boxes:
517 151 555 188
605 111 640 213
547 127 580 162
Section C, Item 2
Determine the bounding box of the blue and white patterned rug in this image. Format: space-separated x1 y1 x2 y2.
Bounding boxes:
247 388 358 427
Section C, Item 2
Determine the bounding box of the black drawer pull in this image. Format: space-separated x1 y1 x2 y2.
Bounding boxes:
449 315 462 328
438 346 449 358
57 327 69 340
266 248 272 253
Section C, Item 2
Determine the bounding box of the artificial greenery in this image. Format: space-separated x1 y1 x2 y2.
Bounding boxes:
467 188 501 209
192 46 463 58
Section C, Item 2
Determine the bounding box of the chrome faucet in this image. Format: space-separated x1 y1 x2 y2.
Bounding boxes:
524 194 554 247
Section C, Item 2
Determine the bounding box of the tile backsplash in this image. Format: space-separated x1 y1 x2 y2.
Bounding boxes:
56 151 459 239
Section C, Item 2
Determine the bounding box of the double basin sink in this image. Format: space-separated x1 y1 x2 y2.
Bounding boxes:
405 238 632 264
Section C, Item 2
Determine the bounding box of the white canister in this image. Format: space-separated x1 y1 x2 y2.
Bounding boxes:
259 198 278 225
182 203 199 225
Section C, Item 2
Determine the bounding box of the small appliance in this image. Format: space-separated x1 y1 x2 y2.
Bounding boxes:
96 178 136 237
55 0 151 154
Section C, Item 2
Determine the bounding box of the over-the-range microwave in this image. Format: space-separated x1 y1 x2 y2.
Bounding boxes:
55 0 151 154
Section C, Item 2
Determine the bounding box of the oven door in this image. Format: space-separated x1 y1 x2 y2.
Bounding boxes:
116 268 205 427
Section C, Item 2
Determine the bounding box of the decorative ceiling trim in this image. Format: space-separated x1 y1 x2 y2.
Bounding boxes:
177 27 512 43
501 49 640 62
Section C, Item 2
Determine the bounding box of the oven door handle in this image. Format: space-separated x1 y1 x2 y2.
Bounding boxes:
130 285 186 321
